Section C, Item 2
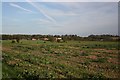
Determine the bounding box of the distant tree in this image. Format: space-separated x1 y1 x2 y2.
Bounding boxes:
16 38 20 43
2 34 119 41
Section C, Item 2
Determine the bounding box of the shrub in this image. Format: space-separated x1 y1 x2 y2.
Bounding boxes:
11 40 15 43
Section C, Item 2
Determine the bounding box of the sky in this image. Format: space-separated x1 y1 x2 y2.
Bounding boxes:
1 0 120 2
2 1 118 36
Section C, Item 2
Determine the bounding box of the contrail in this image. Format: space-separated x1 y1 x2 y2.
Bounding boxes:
10 3 34 13
26 0 56 23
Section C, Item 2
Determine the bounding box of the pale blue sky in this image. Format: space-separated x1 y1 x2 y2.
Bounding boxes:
1 0 119 2
2 2 118 36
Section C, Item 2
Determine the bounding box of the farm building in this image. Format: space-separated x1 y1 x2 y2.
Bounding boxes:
32 38 37 40
111 37 119 40
43 38 49 41
55 37 63 42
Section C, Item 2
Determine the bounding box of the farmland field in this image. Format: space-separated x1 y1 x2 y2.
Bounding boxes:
2 40 120 79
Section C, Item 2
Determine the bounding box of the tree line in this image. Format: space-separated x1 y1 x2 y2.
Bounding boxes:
1 34 119 41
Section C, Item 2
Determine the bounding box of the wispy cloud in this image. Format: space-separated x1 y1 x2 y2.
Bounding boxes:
35 19 53 25
9 3 34 13
26 0 56 23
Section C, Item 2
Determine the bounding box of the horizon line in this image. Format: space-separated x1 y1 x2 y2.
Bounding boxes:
0 33 119 37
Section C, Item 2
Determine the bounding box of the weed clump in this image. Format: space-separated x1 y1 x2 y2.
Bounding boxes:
22 70 40 80
82 73 105 79
92 58 107 63
80 51 89 56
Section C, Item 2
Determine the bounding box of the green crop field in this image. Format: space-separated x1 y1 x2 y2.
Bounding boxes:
1 40 119 79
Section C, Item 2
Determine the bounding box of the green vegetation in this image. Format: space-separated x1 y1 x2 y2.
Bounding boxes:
2 34 119 41
2 40 119 79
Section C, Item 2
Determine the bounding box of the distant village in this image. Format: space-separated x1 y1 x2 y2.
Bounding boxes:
1 34 120 43
32 37 63 42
